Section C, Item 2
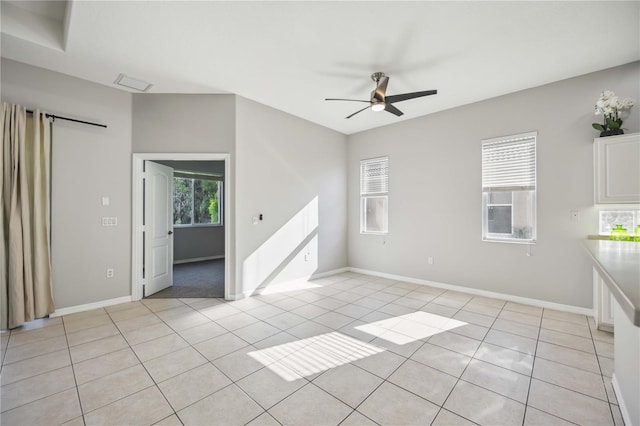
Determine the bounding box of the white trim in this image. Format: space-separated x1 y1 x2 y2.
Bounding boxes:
310 267 350 279
132 153 232 301
612 374 633 426
174 255 225 265
242 267 352 299
348 267 593 316
50 296 132 318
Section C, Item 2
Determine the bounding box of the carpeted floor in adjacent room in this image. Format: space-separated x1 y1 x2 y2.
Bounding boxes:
146 259 224 298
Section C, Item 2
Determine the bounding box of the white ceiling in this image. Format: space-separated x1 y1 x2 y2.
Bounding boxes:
2 1 639 135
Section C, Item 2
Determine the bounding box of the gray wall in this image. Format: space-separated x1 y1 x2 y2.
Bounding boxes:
235 97 348 296
4 57 636 311
348 62 640 309
132 94 237 291
134 95 348 298
152 160 225 263
1 58 133 309
172 227 224 263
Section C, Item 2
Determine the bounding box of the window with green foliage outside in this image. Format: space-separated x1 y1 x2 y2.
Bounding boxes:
173 176 222 226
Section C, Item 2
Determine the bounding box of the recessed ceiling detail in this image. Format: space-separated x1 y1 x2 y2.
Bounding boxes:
0 1 68 51
1 2 638 134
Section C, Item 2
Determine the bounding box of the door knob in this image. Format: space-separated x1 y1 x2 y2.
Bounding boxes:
168 231 173 235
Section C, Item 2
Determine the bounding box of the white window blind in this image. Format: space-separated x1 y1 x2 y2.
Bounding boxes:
482 133 536 192
361 157 389 195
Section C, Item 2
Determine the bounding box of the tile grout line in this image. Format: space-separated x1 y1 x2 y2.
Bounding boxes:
521 309 605 426
103 304 186 423
587 310 619 424
60 315 86 425
428 296 507 426
5 273 614 426
141 298 308 423
250 278 431 424
521 307 543 426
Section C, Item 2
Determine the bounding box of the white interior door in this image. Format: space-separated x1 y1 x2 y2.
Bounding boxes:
144 161 174 296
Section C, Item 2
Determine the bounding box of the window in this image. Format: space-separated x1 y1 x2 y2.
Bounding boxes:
173 172 222 226
599 210 640 236
482 132 536 242
360 157 388 234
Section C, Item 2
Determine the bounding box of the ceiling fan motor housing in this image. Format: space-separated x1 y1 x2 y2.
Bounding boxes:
325 72 437 119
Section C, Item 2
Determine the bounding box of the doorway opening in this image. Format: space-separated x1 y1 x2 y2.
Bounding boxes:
131 153 232 301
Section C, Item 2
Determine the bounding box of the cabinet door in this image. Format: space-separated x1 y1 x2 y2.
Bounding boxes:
595 133 640 204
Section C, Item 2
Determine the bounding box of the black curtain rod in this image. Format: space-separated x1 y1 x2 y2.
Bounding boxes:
26 109 107 129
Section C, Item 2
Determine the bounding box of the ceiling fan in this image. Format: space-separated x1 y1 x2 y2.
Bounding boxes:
325 72 437 119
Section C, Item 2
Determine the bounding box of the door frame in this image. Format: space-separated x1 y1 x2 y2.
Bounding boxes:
132 153 231 301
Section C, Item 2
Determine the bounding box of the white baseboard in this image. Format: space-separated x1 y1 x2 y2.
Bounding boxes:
311 267 350 279
173 255 224 265
348 267 594 316
228 293 246 301
245 267 351 298
612 374 633 426
50 296 133 318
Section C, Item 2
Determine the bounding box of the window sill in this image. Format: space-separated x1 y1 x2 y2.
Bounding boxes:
482 238 536 245
589 234 639 242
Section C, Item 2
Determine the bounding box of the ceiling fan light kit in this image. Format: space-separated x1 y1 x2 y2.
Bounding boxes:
325 72 437 119
371 102 385 112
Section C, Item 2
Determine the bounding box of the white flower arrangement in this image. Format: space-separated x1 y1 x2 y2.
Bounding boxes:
593 90 635 135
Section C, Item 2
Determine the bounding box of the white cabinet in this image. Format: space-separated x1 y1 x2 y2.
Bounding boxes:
593 266 614 332
594 133 640 204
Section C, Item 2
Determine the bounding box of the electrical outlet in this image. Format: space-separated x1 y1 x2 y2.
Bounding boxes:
106 268 114 278
427 257 434 265
304 252 311 261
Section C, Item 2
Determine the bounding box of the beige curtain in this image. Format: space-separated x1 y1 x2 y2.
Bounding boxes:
1 103 54 329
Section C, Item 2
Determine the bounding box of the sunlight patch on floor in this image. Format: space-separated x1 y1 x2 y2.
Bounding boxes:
248 331 385 381
256 279 323 295
355 311 467 344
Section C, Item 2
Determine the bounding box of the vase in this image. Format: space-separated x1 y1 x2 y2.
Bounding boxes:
610 224 630 241
600 129 624 137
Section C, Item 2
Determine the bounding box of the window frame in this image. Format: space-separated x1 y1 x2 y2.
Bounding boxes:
485 191 514 237
172 174 223 228
481 132 537 244
598 209 640 236
360 156 389 235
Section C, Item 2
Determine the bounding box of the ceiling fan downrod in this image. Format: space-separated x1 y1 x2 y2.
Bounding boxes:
371 72 386 83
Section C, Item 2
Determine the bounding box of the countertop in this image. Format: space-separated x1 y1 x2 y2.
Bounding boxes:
584 240 640 326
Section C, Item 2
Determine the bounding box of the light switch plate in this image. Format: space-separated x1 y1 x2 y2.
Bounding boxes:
102 217 118 226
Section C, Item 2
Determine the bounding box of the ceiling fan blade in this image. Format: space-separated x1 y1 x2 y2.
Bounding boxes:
373 76 389 102
325 98 371 103
385 90 437 104
384 103 404 117
346 105 371 119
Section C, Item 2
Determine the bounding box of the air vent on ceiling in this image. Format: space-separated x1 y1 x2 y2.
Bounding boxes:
114 74 153 92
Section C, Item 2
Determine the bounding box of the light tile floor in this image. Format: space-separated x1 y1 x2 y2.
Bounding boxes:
0 272 623 426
